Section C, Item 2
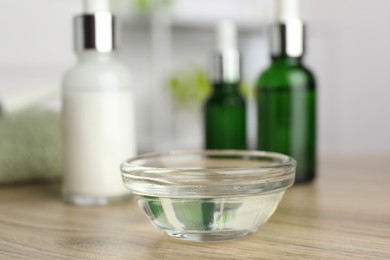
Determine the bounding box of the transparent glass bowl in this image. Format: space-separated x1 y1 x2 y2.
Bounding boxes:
121 150 296 242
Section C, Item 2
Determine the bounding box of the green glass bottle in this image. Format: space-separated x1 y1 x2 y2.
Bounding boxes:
256 20 316 183
204 21 246 150
205 82 246 149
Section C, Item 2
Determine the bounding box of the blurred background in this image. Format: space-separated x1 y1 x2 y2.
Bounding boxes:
1 0 390 183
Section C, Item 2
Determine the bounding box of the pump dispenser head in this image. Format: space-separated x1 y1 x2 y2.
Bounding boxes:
270 0 305 58
74 0 116 52
212 20 241 84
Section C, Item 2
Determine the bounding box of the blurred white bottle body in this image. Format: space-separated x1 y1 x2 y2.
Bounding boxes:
62 51 136 205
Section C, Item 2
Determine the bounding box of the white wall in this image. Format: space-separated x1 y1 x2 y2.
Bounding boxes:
302 0 390 155
0 0 80 92
1 0 390 156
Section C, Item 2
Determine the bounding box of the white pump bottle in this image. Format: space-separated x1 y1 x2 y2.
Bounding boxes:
62 0 136 205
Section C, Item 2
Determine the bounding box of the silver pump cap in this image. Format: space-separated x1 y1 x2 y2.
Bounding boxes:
74 12 116 52
211 50 241 83
270 19 305 57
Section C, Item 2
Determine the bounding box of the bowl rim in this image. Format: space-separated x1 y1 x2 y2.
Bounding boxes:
120 150 296 198
121 149 296 172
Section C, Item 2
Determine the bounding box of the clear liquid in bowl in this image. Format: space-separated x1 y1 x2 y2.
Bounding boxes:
138 191 284 242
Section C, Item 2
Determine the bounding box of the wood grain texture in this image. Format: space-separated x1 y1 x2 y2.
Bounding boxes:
0 157 389 259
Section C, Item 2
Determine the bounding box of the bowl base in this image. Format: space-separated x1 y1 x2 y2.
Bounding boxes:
63 192 131 206
165 229 256 242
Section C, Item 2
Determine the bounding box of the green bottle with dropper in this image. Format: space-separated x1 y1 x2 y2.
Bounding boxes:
204 20 246 150
256 0 316 183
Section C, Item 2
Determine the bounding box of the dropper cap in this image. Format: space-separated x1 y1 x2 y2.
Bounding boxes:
216 20 238 51
84 0 110 13
276 0 299 22
212 20 241 84
74 0 116 52
270 0 305 58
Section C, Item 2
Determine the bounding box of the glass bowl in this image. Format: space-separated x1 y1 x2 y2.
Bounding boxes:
121 150 296 242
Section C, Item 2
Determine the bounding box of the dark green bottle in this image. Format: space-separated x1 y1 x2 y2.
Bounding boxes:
204 21 246 150
256 21 316 183
205 82 246 149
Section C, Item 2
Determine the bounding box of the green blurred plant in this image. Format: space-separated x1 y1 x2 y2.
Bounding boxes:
239 82 251 100
166 67 211 109
166 67 251 110
134 0 173 14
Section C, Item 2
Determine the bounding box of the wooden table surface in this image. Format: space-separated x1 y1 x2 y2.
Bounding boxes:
0 157 389 259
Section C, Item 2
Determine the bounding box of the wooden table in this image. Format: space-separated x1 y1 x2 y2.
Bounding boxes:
0 157 389 259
